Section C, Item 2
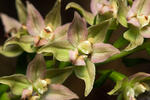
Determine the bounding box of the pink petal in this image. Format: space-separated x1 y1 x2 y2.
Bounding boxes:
68 12 88 47
91 43 120 63
26 2 45 36
0 13 22 33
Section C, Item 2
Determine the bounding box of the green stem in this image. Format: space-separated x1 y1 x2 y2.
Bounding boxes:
96 41 150 66
104 30 113 43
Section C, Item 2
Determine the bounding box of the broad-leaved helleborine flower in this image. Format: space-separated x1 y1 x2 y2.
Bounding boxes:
66 0 128 27
0 0 36 57
68 12 120 66
0 54 78 100
108 72 150 100
66 12 120 97
26 0 69 47
123 0 150 51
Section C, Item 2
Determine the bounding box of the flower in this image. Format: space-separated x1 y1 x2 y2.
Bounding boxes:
68 12 120 66
0 0 35 57
26 0 69 47
127 0 150 28
108 72 150 100
66 0 128 27
0 54 78 100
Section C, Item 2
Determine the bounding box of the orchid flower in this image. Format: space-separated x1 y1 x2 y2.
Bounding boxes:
123 0 150 51
66 0 128 27
27 0 74 62
64 12 120 97
26 0 69 47
68 12 120 66
0 54 78 100
0 0 35 57
108 72 150 100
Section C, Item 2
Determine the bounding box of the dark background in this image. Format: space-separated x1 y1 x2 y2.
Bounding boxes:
0 0 150 100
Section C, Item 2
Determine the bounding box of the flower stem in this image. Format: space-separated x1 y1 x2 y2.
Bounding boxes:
104 30 113 43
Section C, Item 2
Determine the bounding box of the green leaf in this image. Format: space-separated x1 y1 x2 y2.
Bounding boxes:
123 28 144 51
46 67 73 84
0 74 30 95
40 84 79 100
113 35 129 49
88 19 111 43
16 0 27 24
26 54 46 82
0 45 23 57
45 0 61 30
74 59 95 96
66 2 94 25
122 58 150 67
38 40 73 62
0 93 10 100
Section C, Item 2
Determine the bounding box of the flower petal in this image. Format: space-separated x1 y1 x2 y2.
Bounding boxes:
90 0 109 15
15 0 27 24
0 45 23 57
68 12 88 47
45 0 61 30
88 19 110 43
26 54 46 82
139 0 150 16
129 72 150 82
54 23 70 41
91 43 120 63
40 84 79 100
74 59 95 96
141 25 150 38
46 67 73 84
26 2 45 36
0 13 22 33
0 74 30 95
4 36 35 53
123 28 144 51
38 40 73 62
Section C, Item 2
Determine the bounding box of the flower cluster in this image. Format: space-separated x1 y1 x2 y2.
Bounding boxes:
0 0 150 100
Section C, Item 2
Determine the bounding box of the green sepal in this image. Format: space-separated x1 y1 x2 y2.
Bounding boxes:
74 59 95 96
15 0 27 24
0 74 30 95
45 0 61 30
46 67 73 84
123 28 144 51
66 2 94 25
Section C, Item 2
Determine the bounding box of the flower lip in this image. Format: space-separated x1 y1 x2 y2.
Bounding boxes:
78 40 93 55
